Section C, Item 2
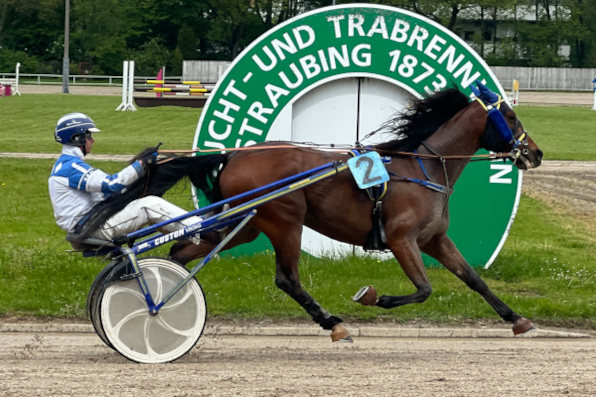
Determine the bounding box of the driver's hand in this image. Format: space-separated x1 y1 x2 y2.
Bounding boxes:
141 152 158 167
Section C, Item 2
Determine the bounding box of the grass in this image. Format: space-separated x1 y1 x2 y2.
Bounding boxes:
515 106 596 161
0 158 595 328
0 93 595 327
1 94 596 160
0 94 201 154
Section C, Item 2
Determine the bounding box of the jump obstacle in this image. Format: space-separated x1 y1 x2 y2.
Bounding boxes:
0 62 22 97
510 79 519 107
116 61 212 110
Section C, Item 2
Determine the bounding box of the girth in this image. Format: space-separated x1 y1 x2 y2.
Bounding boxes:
349 149 388 251
349 147 453 252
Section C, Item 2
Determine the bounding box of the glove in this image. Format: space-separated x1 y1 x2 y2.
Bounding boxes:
142 152 158 167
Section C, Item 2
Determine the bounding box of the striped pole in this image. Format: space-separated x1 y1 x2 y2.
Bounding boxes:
135 87 209 93
134 80 203 85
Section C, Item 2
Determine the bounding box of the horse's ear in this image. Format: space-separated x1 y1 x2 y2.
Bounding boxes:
470 83 481 98
475 80 499 103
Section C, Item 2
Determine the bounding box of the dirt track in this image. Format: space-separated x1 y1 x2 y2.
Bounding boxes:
523 161 596 234
0 332 594 396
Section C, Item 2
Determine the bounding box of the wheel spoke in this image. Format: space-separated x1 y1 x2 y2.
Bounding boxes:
144 316 159 358
155 315 196 337
112 283 146 304
112 307 147 334
160 286 195 312
144 266 164 303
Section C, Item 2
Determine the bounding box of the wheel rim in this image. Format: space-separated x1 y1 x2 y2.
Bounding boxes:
88 261 119 349
101 258 206 363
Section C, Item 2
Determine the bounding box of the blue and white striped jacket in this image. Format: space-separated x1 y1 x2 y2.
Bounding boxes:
48 145 145 233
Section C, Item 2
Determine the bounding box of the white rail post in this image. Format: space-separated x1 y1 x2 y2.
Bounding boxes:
116 60 128 111
13 62 21 96
125 60 137 111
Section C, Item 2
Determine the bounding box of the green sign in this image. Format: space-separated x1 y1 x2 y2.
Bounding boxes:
194 5 520 268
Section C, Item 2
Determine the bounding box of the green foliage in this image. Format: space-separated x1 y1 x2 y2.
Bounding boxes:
0 49 39 73
3 0 596 71
518 21 566 67
177 24 198 61
130 38 172 77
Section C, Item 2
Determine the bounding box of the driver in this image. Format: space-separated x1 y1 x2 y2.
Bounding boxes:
48 112 202 245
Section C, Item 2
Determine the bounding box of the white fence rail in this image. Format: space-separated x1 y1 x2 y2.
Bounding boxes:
493 67 596 92
2 66 595 91
0 73 182 87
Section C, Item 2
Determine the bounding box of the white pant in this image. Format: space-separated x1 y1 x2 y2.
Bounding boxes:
91 196 202 244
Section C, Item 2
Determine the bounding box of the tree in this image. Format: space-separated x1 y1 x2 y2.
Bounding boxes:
177 24 198 60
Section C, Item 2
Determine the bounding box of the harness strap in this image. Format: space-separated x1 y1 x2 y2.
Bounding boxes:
414 150 431 180
388 172 453 196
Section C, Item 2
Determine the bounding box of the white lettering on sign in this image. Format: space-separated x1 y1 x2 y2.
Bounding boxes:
489 164 513 184
202 10 490 150
348 14 365 37
272 33 298 60
367 16 388 39
327 15 345 38
293 25 316 49
390 19 409 43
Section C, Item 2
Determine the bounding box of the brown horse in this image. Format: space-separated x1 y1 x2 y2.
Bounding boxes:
155 84 542 341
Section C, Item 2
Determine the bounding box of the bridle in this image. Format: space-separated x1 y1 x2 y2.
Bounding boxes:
474 95 530 163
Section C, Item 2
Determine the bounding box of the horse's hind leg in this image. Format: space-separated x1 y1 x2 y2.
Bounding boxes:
369 239 434 309
271 235 352 342
422 233 535 335
255 203 351 342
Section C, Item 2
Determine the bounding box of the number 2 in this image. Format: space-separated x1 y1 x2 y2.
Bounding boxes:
356 156 382 184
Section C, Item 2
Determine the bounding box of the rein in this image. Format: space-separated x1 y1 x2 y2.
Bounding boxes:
157 144 515 164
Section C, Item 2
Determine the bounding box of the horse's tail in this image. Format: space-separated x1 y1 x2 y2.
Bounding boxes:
146 153 229 202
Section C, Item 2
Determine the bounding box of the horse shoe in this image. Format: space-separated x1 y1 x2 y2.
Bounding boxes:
352 285 379 306
331 324 353 343
512 317 537 336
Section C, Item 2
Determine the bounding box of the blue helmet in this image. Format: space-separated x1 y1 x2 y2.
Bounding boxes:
54 113 101 145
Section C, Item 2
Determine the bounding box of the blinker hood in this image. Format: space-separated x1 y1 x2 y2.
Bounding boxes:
471 80 519 148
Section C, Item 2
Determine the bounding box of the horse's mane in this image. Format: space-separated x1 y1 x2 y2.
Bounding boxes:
375 88 470 152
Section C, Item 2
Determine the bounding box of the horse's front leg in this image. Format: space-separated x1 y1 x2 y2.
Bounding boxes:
356 239 434 309
422 233 536 335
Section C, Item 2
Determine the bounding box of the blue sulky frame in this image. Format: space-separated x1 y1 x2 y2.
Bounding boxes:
84 159 359 316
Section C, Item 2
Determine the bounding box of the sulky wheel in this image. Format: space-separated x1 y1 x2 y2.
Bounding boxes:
87 259 124 349
99 257 207 364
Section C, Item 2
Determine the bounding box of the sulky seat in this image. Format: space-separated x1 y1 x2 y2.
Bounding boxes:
66 233 116 251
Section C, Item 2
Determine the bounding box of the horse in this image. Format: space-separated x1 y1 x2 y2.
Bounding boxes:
134 82 543 341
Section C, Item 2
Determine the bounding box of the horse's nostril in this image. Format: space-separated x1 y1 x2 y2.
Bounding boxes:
536 149 544 161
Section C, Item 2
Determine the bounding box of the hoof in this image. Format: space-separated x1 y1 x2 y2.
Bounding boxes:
331 324 353 343
512 317 537 336
352 285 378 306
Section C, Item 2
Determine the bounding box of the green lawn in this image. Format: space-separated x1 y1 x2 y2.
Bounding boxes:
0 158 594 328
1 94 596 160
0 93 595 327
0 94 201 154
514 106 596 161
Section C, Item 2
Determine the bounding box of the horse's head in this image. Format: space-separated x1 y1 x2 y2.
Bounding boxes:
472 81 543 170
